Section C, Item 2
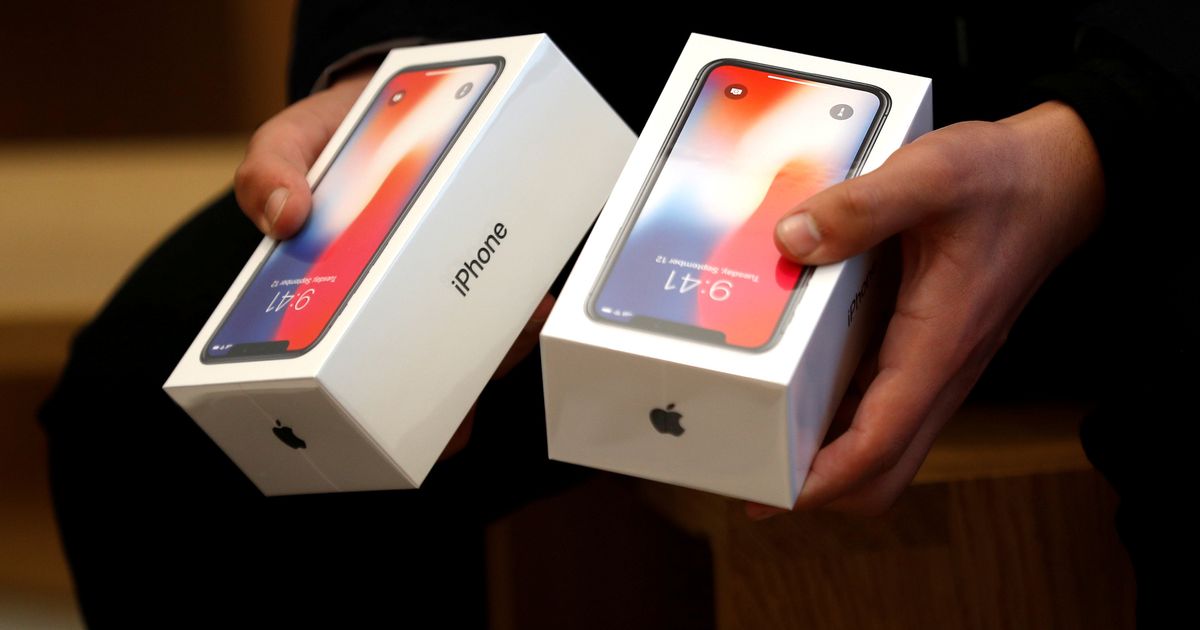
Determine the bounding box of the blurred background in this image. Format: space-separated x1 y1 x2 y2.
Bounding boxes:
0 4 1138 628
0 3 293 626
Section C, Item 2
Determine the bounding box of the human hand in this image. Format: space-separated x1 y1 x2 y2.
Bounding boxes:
746 101 1105 518
234 68 375 238
232 68 552 461
441 293 556 458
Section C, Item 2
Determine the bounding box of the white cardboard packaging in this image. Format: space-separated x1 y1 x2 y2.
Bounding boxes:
164 34 634 495
541 34 931 508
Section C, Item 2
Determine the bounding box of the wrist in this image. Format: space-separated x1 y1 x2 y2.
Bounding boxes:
1000 101 1106 254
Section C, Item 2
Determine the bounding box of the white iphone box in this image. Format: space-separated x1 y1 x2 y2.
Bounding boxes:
164 34 634 495
541 34 931 508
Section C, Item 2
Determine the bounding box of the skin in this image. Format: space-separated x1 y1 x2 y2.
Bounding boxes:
234 69 1105 508
751 101 1105 517
233 68 550 461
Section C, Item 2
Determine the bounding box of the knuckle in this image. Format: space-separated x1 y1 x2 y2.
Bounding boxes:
233 159 254 191
835 181 880 242
906 140 967 208
874 434 907 472
244 121 273 156
233 159 267 204
232 164 258 213
846 420 906 478
272 116 307 145
927 143 965 188
828 469 910 516
916 121 1019 209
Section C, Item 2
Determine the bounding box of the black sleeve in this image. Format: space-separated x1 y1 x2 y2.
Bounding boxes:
1020 4 1199 625
287 0 522 101
1025 2 1200 248
980 1 1200 398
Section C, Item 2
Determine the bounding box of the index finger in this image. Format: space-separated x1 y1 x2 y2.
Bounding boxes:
793 302 962 509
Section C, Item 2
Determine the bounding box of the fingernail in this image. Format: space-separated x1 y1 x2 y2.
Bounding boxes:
265 188 290 235
777 212 822 258
745 503 787 521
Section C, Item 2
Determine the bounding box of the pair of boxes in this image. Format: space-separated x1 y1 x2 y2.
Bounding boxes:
164 33 931 507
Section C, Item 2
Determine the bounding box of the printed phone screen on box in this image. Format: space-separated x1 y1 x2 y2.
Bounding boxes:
204 58 501 362
590 60 888 350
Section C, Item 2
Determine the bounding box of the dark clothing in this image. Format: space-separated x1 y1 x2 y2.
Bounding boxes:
39 2 1197 626
40 191 593 627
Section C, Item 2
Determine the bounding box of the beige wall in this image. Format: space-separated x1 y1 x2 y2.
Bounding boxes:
0 5 293 626
0 1 294 372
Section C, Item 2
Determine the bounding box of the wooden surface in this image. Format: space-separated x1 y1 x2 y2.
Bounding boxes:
493 405 1134 629
911 403 1092 485
487 475 715 630
631 404 1134 630
0 377 84 629
709 472 1131 629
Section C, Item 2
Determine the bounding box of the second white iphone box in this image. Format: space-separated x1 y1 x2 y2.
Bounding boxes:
541 33 931 508
164 34 635 495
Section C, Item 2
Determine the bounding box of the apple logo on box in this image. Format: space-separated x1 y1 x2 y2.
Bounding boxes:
649 403 684 436
273 419 307 449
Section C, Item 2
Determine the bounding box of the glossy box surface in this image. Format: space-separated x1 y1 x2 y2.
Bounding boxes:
165 34 635 495
541 34 931 508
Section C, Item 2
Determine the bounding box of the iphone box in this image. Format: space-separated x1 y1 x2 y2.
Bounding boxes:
163 34 634 495
541 34 931 508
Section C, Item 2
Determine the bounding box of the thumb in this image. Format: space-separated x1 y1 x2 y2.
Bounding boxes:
234 69 374 239
773 139 959 264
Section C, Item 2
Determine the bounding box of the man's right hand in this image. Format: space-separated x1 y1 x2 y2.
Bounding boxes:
234 68 376 239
